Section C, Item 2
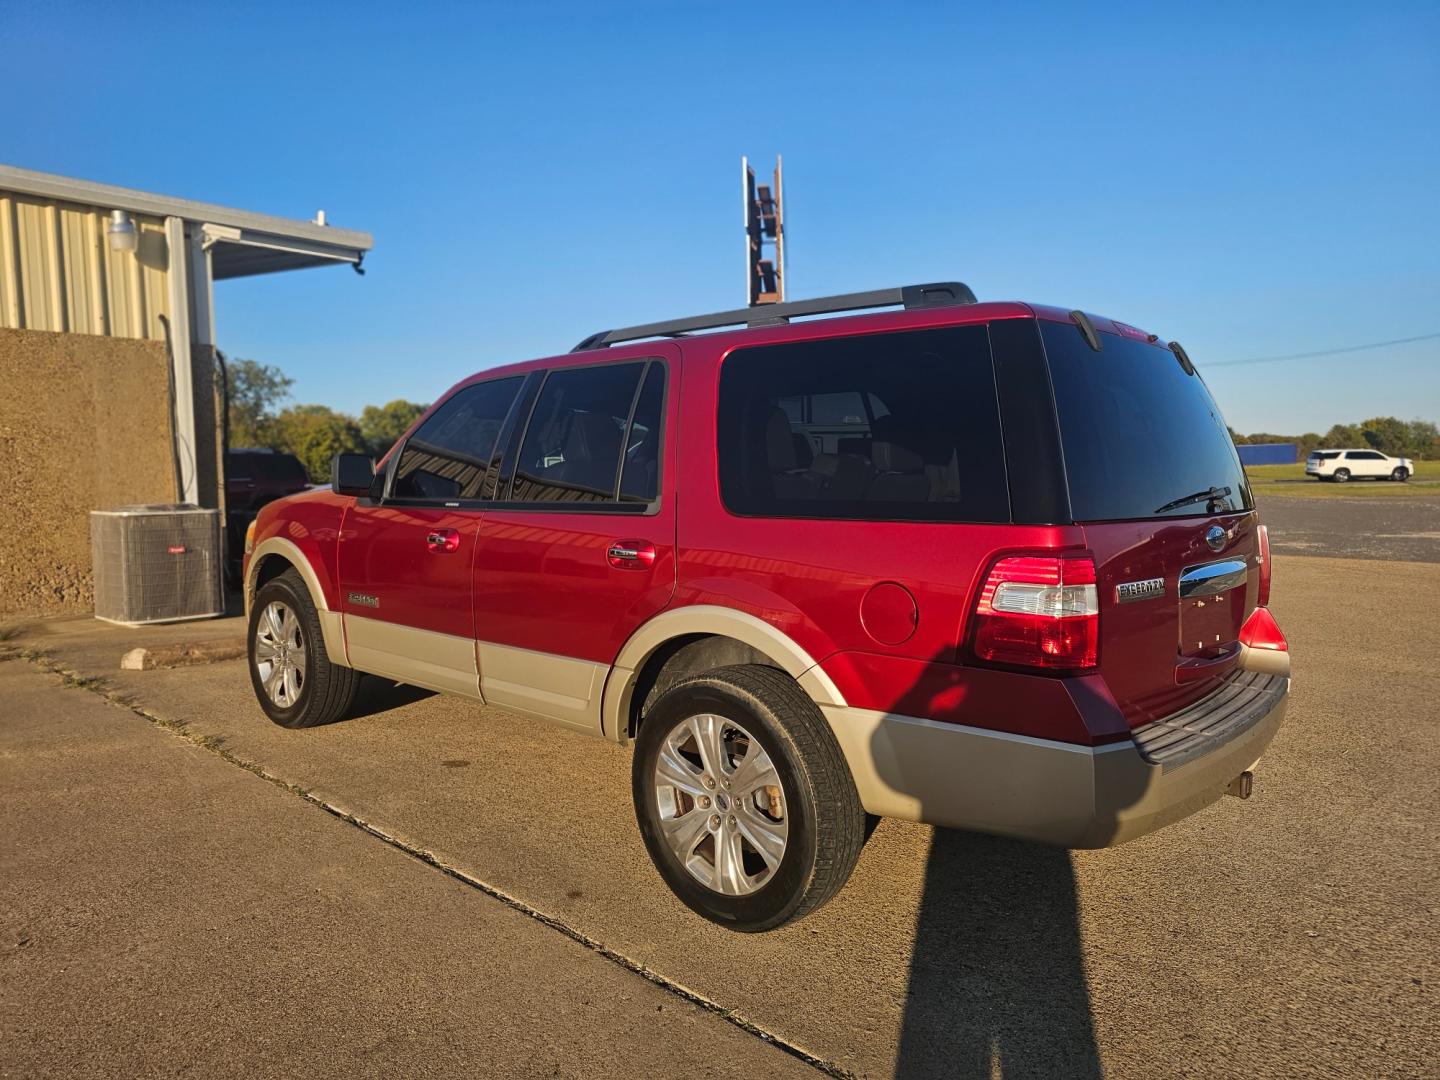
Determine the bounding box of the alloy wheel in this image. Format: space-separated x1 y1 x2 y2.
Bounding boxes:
652 713 789 896
253 600 306 708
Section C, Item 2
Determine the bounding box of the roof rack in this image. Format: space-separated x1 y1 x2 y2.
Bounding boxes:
571 281 976 352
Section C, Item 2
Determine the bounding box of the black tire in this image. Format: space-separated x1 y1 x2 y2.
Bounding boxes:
632 664 866 932
247 568 361 728
1333 468 1350 483
1392 467 1409 482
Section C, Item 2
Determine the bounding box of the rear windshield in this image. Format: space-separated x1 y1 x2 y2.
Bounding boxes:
1311 451 1341 460
1041 322 1252 521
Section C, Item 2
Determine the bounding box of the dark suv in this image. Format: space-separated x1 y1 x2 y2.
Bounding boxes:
243 283 1291 931
224 449 309 578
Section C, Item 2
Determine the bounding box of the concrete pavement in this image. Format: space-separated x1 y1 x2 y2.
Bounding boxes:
0 661 816 1079
2 554 1438 1077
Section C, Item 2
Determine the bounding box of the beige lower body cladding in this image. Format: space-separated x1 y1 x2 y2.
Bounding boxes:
0 327 220 617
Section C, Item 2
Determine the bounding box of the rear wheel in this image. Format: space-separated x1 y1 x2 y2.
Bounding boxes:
1392 467 1409 482
248 568 360 728
632 664 865 932
1333 468 1351 483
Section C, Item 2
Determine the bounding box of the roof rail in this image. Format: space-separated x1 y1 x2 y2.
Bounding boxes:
571 281 976 352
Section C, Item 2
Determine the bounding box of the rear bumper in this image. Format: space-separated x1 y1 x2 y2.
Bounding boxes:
822 656 1289 848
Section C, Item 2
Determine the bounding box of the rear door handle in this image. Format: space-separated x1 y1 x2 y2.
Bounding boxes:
607 539 656 570
427 529 460 553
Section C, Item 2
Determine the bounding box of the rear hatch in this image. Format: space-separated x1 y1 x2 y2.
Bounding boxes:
1039 318 1258 727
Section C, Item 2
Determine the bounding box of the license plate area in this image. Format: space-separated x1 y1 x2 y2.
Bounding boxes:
1178 559 1249 658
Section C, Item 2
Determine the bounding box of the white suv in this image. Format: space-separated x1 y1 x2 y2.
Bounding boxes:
1306 448 1413 482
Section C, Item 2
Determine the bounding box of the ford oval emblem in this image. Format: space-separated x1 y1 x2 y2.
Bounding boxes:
1205 525 1227 552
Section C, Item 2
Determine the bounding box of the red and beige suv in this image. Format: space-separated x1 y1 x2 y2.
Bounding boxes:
243 283 1291 932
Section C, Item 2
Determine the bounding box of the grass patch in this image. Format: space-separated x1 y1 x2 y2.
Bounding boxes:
0 624 23 642
1246 460 1439 498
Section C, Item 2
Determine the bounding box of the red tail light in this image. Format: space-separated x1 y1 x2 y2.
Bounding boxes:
1256 524 1272 607
972 556 1099 672
1239 606 1287 652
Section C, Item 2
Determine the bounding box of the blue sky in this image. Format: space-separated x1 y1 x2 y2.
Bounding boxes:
4 1 1437 434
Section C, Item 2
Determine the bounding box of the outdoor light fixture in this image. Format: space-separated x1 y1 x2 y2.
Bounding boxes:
106 208 137 252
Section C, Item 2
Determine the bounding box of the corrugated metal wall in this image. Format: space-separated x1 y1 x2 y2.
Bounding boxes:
0 192 171 340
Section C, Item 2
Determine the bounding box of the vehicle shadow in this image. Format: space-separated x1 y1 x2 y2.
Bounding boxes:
871 648 1130 1079
892 831 1103 1078
347 675 436 721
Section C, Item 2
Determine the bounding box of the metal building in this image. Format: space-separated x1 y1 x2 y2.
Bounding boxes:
0 164 372 616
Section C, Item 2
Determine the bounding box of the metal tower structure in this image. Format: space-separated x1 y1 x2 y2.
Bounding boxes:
743 155 784 305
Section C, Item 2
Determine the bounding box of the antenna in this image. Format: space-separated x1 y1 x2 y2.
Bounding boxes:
743 155 785 306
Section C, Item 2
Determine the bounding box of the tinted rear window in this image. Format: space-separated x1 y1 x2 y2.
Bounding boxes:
717 325 1008 522
1041 323 1251 520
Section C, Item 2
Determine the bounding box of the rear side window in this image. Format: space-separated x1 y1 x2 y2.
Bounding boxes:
1312 451 1341 460
391 377 523 501
510 362 647 504
1040 323 1252 521
717 325 1009 522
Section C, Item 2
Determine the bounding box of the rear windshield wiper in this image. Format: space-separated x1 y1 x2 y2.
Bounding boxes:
1154 485 1232 515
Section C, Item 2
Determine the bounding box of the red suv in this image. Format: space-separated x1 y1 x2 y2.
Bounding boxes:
243 283 1291 932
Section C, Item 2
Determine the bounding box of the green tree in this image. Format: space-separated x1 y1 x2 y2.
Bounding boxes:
269 405 367 483
1406 419 1440 459
1358 416 1411 456
1322 423 1362 448
360 399 428 458
226 358 293 448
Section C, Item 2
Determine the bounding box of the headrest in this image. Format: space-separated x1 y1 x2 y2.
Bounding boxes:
872 439 924 473
870 415 924 473
564 411 621 460
765 407 797 471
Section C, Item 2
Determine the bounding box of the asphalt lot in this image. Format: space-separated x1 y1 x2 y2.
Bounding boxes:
3 554 1438 1078
1260 490 1440 562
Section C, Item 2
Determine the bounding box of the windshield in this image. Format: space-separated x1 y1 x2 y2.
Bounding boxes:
1041 322 1252 521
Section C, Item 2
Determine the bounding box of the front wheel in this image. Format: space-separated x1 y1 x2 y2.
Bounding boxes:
248 568 361 728
632 664 866 932
1333 468 1351 483
1392 467 1409 482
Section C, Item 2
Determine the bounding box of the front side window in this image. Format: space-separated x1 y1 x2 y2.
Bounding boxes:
391 377 523 501
510 362 648 504
717 325 1009 522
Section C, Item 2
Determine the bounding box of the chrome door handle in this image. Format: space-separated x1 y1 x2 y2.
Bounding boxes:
607 539 656 569
427 529 460 553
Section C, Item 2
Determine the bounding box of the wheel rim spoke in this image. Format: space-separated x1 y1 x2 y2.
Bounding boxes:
660 807 709 860
655 742 706 797
281 663 300 704
264 661 284 702
712 828 747 895
737 810 787 868
730 743 779 798
688 714 729 778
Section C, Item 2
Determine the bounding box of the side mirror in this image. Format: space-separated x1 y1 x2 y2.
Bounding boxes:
331 453 375 497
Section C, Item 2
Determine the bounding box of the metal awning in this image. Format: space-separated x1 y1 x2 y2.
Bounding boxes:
0 163 372 279
198 223 368 279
